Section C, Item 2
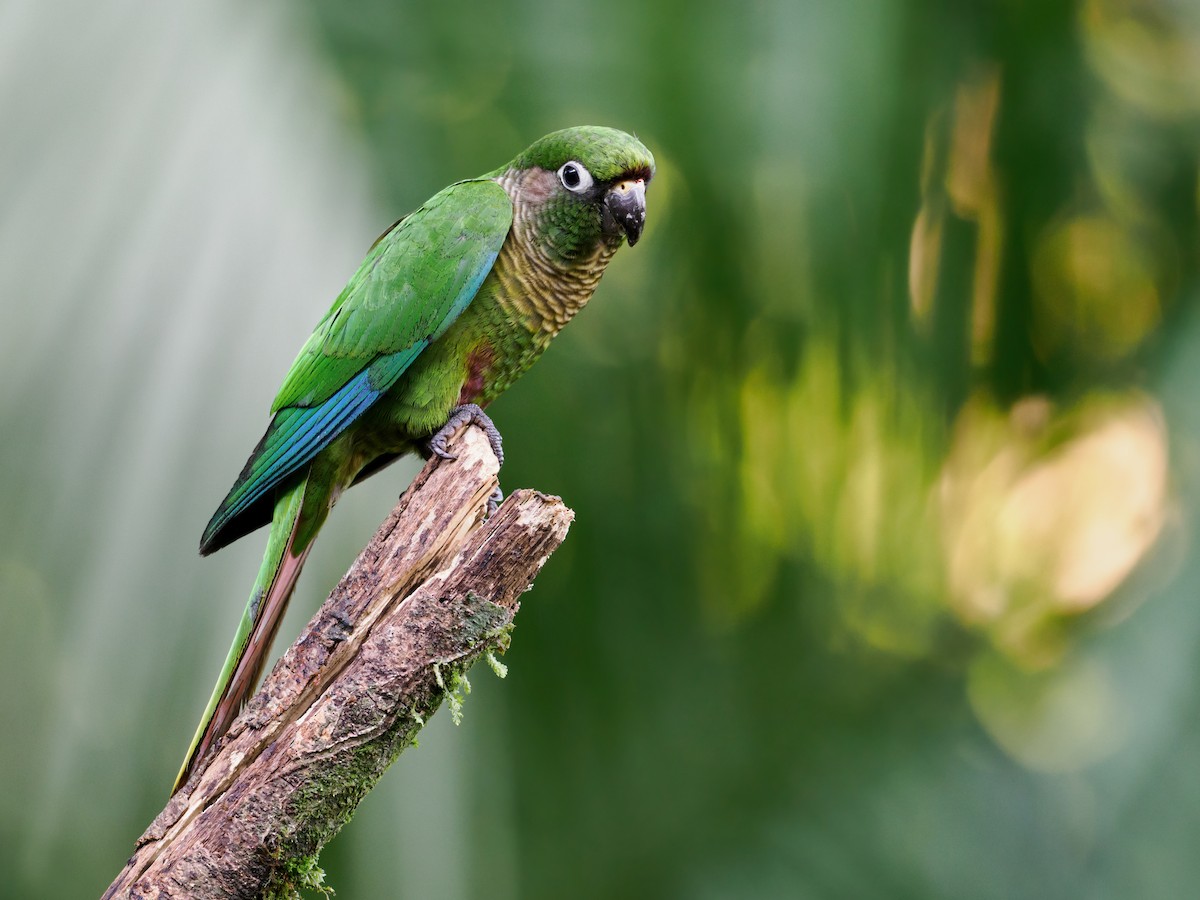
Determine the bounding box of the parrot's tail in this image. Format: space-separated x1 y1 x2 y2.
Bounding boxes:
173 476 314 793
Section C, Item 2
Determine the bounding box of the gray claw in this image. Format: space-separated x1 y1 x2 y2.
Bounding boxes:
429 403 505 466
487 485 504 517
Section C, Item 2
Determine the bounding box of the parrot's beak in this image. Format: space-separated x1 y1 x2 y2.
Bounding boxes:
604 178 647 246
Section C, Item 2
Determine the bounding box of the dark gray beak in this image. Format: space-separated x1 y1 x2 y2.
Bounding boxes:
604 178 647 246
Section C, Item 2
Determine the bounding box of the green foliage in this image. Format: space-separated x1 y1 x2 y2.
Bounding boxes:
485 649 507 680
265 853 334 900
434 663 471 727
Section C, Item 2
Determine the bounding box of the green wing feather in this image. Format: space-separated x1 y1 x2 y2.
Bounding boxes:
274 179 511 409
200 178 512 554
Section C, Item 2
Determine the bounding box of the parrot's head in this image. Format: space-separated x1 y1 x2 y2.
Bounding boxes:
499 126 655 261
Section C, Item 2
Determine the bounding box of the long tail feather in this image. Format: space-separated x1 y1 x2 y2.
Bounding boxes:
173 476 312 793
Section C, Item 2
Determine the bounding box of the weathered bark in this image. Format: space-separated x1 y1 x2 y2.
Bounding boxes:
104 424 574 899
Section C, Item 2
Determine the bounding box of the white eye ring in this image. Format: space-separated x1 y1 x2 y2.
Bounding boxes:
557 161 593 193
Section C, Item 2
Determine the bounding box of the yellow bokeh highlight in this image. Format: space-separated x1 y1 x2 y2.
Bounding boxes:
909 65 1003 366
722 340 1170 671
940 392 1168 666
1082 0 1200 120
1031 214 1161 362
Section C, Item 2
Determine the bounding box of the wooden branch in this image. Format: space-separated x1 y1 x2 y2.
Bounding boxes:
104 425 574 899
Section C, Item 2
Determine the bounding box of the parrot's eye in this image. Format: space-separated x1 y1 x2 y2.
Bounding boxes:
557 161 593 193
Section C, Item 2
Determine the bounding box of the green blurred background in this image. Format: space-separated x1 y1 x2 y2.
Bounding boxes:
4 0 1200 896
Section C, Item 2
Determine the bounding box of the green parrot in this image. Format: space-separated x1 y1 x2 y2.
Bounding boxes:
175 126 654 791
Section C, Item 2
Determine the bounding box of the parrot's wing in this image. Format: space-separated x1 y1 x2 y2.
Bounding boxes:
200 179 512 554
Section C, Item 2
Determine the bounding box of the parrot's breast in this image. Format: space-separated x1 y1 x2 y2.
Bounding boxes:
490 168 619 335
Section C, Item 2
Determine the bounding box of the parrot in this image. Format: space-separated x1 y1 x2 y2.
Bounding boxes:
174 126 654 792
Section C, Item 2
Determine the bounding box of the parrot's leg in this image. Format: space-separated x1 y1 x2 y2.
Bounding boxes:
429 404 505 515
429 403 505 466
173 477 312 792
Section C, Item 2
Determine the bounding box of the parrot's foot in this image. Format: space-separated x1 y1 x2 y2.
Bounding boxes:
429 403 505 467
487 485 504 516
